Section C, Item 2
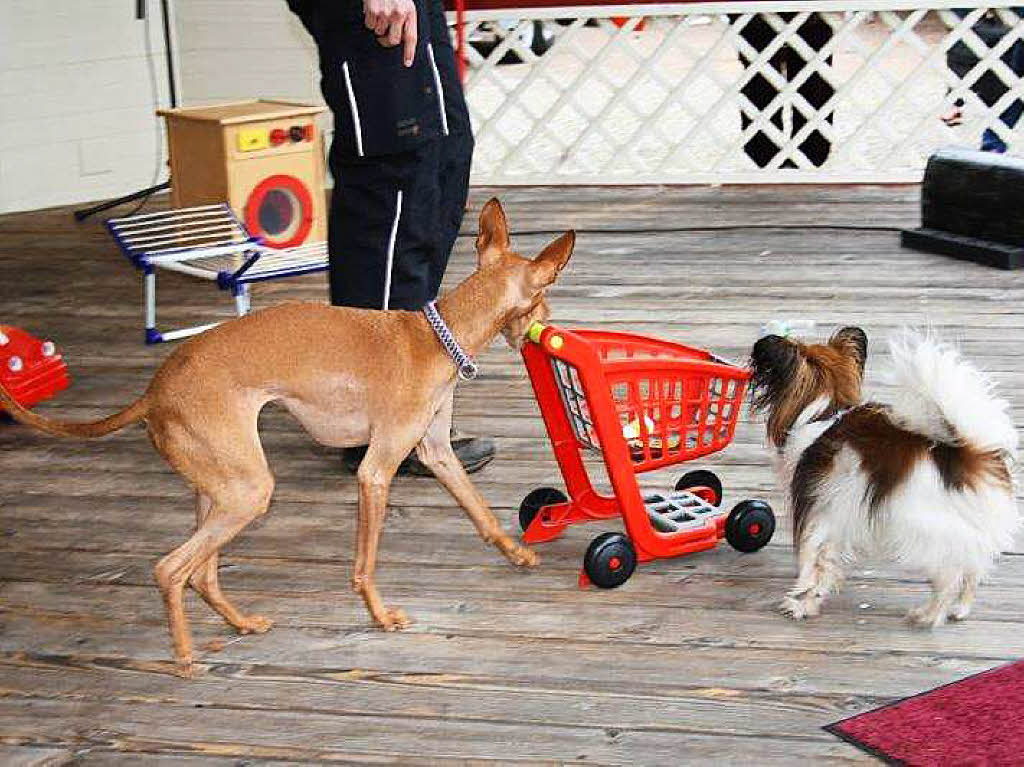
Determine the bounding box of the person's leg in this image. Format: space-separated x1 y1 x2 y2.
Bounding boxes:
425 0 475 299
308 1 492 474
981 127 1009 152
736 15 785 168
403 0 494 476
328 147 439 311
984 37 1024 152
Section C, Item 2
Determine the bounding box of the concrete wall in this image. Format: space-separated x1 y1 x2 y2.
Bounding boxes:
0 0 175 214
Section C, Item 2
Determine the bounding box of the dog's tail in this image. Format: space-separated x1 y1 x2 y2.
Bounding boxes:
886 329 1018 456
0 381 148 439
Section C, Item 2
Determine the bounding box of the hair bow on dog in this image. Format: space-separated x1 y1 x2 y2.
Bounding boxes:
759 319 816 339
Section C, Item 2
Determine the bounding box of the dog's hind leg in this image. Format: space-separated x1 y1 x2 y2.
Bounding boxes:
154 500 268 675
189 492 274 635
907 569 964 628
781 531 845 620
949 571 979 622
415 394 538 568
150 417 275 676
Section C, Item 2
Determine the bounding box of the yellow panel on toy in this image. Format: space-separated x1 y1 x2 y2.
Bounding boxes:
237 127 269 152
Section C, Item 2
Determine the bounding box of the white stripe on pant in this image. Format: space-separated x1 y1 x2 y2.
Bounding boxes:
382 189 403 310
426 43 450 136
341 61 365 157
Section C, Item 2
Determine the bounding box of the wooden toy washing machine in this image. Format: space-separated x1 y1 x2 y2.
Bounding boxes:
159 100 327 248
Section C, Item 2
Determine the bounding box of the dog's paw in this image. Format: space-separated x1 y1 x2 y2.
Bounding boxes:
169 656 203 680
376 606 413 631
948 603 972 622
780 594 820 620
906 605 947 630
236 614 274 635
498 537 539 567
510 545 539 568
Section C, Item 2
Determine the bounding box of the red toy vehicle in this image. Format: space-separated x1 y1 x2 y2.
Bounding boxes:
520 322 774 588
0 326 70 414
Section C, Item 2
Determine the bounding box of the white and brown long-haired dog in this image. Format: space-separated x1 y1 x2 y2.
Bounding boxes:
750 327 1019 627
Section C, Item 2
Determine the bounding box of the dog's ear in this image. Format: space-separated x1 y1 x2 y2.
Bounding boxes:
529 230 575 289
476 198 510 268
750 335 800 398
751 335 799 376
830 326 868 373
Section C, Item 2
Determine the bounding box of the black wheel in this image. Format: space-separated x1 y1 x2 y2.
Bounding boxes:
674 469 723 506
583 532 637 589
518 487 568 532
725 500 775 553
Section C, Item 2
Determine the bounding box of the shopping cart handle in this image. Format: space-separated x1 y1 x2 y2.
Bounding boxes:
527 321 566 351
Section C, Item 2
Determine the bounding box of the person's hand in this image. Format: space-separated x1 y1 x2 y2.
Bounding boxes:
363 0 417 67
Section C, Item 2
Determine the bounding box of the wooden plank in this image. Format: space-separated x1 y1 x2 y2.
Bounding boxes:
0 698 868 765
0 746 74 767
4 578 1024 660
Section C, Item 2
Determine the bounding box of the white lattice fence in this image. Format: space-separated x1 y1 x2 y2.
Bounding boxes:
450 2 1024 183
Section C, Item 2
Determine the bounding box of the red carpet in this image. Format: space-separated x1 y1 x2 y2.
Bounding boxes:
826 660 1024 765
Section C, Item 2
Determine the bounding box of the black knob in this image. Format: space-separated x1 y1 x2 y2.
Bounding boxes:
289 125 305 142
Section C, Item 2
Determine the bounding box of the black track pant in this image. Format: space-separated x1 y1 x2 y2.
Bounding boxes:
295 0 474 310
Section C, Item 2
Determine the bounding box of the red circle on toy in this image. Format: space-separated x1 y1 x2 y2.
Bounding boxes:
244 174 314 249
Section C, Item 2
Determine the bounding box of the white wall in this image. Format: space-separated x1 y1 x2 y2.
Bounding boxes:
0 0 175 214
174 0 321 107
0 0 330 215
173 1 332 177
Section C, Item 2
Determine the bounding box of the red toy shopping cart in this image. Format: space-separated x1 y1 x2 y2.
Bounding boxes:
519 322 774 588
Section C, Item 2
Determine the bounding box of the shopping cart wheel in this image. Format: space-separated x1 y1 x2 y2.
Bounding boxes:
674 469 723 506
583 532 637 589
519 487 568 532
725 500 775 553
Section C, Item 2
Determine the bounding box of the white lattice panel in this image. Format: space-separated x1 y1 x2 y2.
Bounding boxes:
450 2 1024 183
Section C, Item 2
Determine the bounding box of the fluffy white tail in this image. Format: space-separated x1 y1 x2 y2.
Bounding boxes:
886 330 1017 456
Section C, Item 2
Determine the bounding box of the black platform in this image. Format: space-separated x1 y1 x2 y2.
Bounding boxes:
901 147 1024 270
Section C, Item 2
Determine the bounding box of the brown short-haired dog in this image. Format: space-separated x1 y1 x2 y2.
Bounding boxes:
0 199 572 676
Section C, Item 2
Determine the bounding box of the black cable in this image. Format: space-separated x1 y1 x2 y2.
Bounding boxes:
122 0 166 218
458 224 903 238
160 0 178 108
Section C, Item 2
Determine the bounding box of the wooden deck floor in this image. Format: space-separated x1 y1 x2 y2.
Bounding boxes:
2 185 1023 765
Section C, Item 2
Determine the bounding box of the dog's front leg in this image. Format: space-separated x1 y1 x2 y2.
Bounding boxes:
781 533 845 620
354 441 412 631
416 395 538 568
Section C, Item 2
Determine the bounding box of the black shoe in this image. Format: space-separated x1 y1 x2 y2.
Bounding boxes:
342 433 497 476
